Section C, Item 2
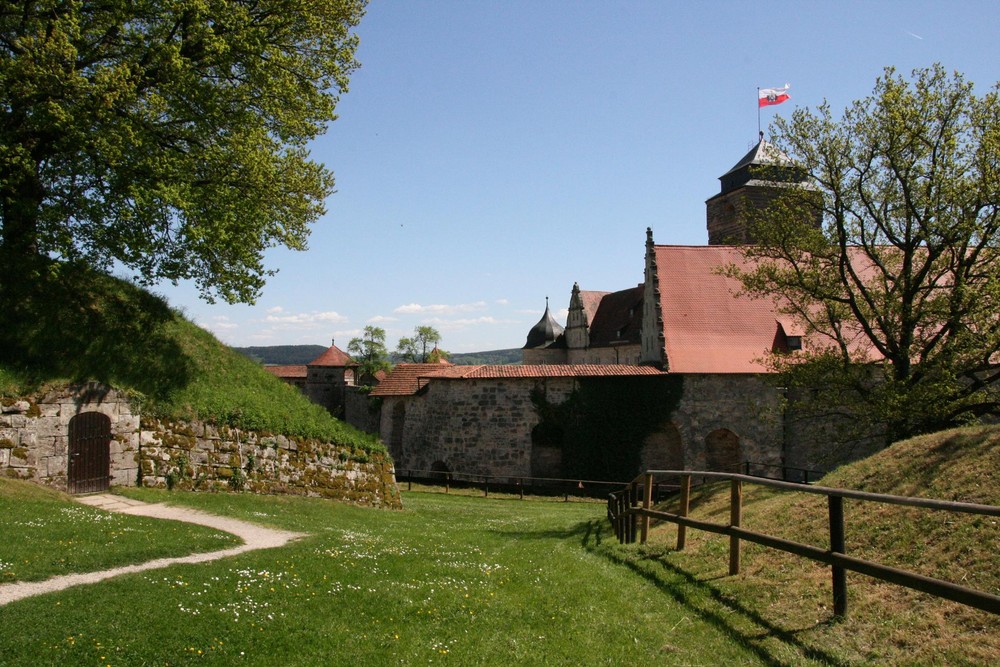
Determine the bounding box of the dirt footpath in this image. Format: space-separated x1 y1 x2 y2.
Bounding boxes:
0 494 305 606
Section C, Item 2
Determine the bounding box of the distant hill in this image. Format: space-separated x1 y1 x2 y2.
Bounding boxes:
235 346 523 366
447 349 522 365
234 345 327 365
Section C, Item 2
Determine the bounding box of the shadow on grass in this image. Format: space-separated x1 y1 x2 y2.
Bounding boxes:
0 260 192 401
578 519 849 667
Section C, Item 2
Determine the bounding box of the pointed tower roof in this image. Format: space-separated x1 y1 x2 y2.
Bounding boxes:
717 138 798 195
523 298 565 349
307 339 357 367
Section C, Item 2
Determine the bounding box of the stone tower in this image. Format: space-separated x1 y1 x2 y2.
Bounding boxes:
705 136 816 245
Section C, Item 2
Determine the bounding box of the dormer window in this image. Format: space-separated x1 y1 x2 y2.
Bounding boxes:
774 318 804 354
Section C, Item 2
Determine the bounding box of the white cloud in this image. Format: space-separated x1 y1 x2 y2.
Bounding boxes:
335 328 363 340
367 315 399 324
394 301 487 315
422 316 519 331
210 316 239 331
263 310 349 327
495 298 509 305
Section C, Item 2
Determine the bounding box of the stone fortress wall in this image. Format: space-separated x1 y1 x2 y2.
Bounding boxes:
1 383 400 508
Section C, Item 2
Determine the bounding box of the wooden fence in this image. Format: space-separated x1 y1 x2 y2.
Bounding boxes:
395 468 631 501
607 470 1000 617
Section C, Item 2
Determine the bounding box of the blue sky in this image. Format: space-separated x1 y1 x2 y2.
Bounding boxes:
153 0 1000 353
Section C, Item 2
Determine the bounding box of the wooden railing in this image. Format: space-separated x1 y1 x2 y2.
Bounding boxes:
608 470 1000 617
396 468 635 501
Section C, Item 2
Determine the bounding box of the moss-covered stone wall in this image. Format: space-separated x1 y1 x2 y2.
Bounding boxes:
140 417 400 508
1 383 401 508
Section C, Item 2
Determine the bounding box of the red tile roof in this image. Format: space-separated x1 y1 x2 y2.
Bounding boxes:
577 290 610 327
461 365 662 379
655 245 782 373
264 364 308 379
370 363 664 396
308 343 357 367
369 364 473 396
653 245 877 373
587 284 644 346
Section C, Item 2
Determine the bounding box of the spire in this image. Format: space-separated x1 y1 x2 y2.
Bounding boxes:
523 297 565 349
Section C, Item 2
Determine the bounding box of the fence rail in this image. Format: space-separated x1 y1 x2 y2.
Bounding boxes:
395 468 638 501
608 470 1000 617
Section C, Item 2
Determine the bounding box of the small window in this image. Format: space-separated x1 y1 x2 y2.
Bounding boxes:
786 336 802 351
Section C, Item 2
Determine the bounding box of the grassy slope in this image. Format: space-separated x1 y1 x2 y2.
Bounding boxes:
619 424 1000 666
0 264 382 452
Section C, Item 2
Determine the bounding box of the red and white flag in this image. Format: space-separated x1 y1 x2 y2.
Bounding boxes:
758 84 790 107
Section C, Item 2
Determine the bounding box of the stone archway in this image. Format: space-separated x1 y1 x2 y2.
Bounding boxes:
430 460 451 481
705 428 740 473
530 421 563 478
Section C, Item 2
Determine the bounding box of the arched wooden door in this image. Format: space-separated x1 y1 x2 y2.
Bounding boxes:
68 412 112 494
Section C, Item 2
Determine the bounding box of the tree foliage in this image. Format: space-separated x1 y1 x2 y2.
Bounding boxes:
347 325 390 382
733 64 1000 440
0 0 366 303
395 325 445 363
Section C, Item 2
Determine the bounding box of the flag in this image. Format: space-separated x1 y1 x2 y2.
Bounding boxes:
758 84 790 107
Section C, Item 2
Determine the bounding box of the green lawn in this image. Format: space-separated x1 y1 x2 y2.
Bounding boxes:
0 479 241 583
0 488 790 666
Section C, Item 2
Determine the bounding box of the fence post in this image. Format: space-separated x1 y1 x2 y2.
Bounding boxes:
829 494 848 617
729 478 743 575
623 484 632 544
677 474 691 550
641 473 653 544
519 478 524 500
484 475 489 498
617 492 626 543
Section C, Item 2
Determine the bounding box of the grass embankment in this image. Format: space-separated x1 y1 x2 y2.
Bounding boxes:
0 478 240 582
613 423 1000 666
0 263 381 452
2 485 773 666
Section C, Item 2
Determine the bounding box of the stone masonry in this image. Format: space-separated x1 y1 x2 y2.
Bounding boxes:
1 384 139 488
139 417 400 508
2 383 400 508
380 372 805 482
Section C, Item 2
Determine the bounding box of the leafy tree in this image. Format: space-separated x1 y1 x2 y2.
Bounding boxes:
0 0 366 303
731 64 1000 441
396 326 445 363
347 325 391 381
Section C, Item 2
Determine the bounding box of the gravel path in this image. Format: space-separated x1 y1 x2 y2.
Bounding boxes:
0 494 305 606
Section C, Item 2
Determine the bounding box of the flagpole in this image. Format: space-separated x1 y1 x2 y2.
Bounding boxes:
756 87 761 139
